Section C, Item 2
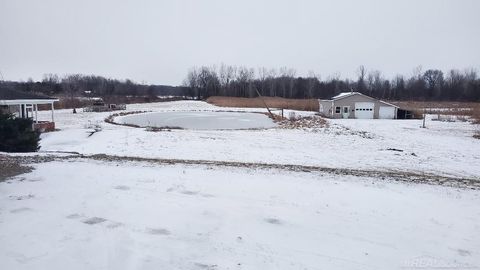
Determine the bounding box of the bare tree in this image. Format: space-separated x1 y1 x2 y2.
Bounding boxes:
179 64 480 102
267 68 277 96
423 69 444 98
306 71 319 98
184 67 200 98
219 64 235 96
257 67 269 96
356 65 367 93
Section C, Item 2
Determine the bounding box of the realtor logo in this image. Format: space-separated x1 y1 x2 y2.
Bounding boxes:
402 256 478 269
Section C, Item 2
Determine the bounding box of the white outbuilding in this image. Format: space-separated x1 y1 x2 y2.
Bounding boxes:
318 92 399 119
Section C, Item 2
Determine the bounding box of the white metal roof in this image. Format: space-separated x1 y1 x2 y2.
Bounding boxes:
0 99 59 105
327 92 399 108
331 92 357 100
378 100 400 108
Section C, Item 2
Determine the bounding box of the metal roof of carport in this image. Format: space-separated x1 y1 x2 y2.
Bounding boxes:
0 89 58 105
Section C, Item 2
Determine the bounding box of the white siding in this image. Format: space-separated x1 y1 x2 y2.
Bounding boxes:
379 106 396 119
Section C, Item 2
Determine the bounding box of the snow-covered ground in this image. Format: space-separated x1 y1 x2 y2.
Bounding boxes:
1 160 479 270
37 100 480 178
2 100 480 270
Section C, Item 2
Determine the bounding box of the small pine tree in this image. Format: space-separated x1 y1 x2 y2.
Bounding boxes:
0 112 40 152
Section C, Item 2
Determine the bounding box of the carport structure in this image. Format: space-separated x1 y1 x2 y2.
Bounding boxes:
0 89 59 132
318 92 399 119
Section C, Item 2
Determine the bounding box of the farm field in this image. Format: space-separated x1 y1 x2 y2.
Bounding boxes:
1 100 480 270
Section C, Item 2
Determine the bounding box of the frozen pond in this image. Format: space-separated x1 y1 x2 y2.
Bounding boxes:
116 111 278 130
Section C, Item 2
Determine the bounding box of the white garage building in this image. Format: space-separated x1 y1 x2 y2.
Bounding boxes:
318 92 399 119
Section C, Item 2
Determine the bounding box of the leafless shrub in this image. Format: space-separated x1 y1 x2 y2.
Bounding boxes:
278 116 328 130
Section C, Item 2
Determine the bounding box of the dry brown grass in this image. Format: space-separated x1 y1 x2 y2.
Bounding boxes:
393 102 480 140
206 96 319 111
471 104 480 124
391 101 479 115
392 101 480 123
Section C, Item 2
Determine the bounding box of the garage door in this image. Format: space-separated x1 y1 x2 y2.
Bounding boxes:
379 106 395 119
354 102 374 119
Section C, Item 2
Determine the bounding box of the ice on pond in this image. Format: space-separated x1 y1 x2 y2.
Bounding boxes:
117 111 277 130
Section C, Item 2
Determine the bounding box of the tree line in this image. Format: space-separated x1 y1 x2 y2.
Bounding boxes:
0 74 189 99
1 67 479 102
183 65 480 101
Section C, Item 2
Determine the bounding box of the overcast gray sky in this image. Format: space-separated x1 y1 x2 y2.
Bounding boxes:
1 0 479 85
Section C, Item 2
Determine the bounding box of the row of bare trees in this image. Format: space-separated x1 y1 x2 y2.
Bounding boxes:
184 64 480 101
0 74 188 100
2 66 479 102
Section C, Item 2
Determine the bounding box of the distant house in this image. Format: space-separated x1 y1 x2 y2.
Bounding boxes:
0 89 59 132
318 92 399 119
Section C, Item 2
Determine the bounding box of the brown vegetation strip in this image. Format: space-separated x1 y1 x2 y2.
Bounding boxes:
391 101 480 121
207 96 319 111
3 153 479 190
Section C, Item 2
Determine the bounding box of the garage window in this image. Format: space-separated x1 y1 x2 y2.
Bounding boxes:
335 107 341 113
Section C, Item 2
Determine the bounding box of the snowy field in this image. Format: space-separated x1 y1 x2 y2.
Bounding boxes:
37 100 480 178
1 100 480 269
117 111 277 130
1 160 479 270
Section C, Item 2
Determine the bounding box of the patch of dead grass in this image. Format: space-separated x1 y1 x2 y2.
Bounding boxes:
392 101 480 124
391 101 479 116
0 155 33 181
471 105 480 124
